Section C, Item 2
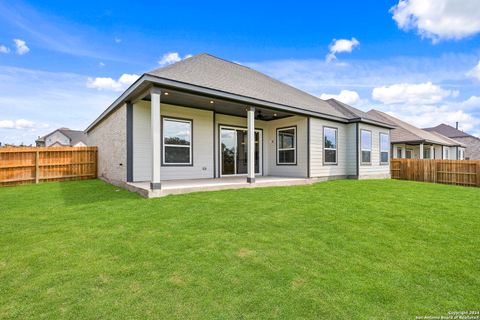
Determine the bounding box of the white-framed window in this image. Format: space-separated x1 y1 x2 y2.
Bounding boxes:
396 147 402 159
277 127 296 165
423 148 431 159
162 117 192 165
361 129 372 164
443 147 449 160
380 133 389 164
406 149 413 159
459 148 465 160
323 127 337 164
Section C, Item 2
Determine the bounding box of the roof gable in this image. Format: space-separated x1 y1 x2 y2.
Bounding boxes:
424 123 472 138
148 54 389 126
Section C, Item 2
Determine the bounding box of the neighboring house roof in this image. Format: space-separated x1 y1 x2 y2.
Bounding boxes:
36 128 87 146
367 110 465 147
424 123 480 159
424 123 477 139
86 54 393 132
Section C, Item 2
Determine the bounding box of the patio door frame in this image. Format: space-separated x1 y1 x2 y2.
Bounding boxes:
219 125 263 177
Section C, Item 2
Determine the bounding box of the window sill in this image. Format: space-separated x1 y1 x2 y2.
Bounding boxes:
323 162 338 166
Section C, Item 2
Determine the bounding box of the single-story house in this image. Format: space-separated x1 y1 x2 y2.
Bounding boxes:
367 110 466 160
36 128 88 147
86 54 394 197
424 123 480 160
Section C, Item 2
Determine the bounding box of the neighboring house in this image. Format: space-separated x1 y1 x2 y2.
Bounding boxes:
424 123 480 160
367 110 466 160
86 53 394 194
36 128 88 147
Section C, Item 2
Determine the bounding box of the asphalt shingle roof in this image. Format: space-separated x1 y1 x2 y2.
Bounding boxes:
367 110 464 147
36 128 87 146
424 123 473 138
147 54 387 124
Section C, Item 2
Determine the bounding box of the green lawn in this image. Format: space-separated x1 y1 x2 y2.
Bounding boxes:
0 179 479 319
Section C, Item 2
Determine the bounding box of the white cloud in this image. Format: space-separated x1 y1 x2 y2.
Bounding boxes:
372 82 457 105
466 60 480 80
158 52 193 67
0 45 10 54
86 73 140 91
380 100 480 132
0 119 48 129
326 38 359 62
320 90 361 105
99 62 105 67
0 65 118 145
13 39 29 55
114 37 122 43
390 0 480 42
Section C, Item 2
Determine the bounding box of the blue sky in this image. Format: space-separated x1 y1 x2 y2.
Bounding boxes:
1 0 480 144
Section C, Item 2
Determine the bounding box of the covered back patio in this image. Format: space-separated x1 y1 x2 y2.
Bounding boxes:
125 82 311 197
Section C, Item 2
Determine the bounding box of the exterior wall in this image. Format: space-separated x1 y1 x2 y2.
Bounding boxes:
358 123 391 179
132 101 214 181
45 131 70 146
434 145 443 159
455 136 480 160
442 146 459 160
392 144 460 160
266 116 308 178
87 104 127 184
127 102 391 182
309 118 356 178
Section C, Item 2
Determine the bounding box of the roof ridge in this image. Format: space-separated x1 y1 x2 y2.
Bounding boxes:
149 53 331 107
367 110 423 141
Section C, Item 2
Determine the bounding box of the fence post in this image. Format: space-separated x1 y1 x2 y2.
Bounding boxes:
35 150 40 184
477 162 480 187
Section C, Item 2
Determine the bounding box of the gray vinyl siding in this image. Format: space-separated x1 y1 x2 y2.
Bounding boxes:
132 101 152 181
132 101 214 181
267 116 308 178
309 118 356 178
358 123 391 179
45 131 70 146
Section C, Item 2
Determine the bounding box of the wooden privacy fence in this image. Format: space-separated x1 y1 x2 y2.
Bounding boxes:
0 147 97 186
391 159 480 187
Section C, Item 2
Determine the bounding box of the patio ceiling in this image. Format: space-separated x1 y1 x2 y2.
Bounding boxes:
141 87 293 120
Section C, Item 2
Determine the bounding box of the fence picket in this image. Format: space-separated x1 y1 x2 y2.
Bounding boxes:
391 159 479 187
0 147 97 186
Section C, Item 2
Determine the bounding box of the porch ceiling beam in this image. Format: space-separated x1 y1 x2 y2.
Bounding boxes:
132 88 151 104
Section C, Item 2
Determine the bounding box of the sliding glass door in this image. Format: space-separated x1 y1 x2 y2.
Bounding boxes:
220 126 261 176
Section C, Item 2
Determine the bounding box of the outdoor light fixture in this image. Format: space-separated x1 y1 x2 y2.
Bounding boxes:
164 92 169 95
210 100 214 104
273 113 277 117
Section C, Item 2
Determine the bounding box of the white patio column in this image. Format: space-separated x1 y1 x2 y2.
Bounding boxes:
419 143 424 159
430 145 434 159
150 87 162 190
247 106 255 183
401 147 406 158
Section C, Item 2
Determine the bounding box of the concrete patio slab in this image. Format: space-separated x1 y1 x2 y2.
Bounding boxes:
126 176 316 198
